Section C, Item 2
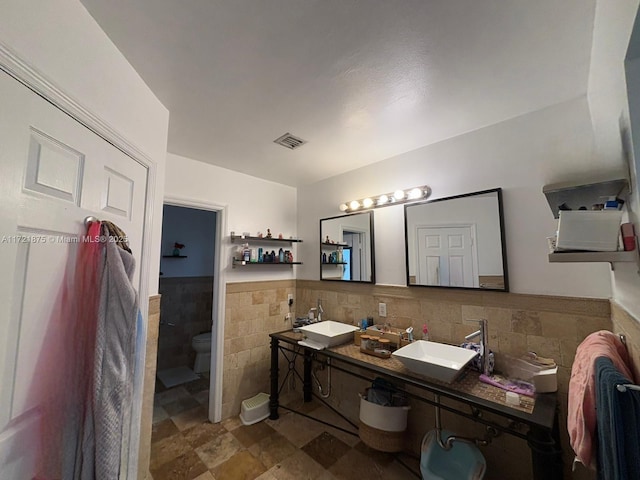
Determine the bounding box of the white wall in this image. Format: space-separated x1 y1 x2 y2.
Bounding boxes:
160 205 216 278
0 0 170 295
164 153 298 283
298 97 616 297
588 0 640 317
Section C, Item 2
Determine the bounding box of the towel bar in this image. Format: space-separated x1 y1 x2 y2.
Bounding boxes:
616 384 640 393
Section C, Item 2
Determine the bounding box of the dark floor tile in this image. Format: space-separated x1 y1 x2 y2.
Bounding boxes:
248 431 298 469
183 377 210 394
354 441 395 467
150 449 208 480
212 450 267 480
301 431 350 469
152 418 181 444
183 421 227 448
231 421 277 447
173 405 209 431
155 378 167 393
149 433 191 471
164 396 201 416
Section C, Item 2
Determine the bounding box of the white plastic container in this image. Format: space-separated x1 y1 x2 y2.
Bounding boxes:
239 392 270 426
532 367 558 393
556 210 623 252
359 394 410 432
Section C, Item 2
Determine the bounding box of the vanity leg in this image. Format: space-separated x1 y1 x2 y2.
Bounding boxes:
527 410 563 480
303 349 312 402
269 336 280 420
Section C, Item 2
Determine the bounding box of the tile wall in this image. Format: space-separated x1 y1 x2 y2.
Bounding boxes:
295 280 612 480
611 301 640 380
158 277 214 371
219 280 639 479
138 295 161 480
223 280 295 420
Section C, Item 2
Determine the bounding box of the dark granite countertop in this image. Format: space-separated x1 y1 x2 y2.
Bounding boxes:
270 330 557 431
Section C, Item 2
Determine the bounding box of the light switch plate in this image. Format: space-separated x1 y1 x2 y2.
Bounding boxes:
378 302 387 317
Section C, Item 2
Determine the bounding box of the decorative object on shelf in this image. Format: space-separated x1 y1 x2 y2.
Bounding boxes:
338 185 431 213
542 178 628 219
621 223 636 251
230 233 302 243
172 242 185 256
230 230 303 268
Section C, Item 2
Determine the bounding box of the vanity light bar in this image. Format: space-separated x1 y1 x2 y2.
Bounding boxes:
339 185 431 212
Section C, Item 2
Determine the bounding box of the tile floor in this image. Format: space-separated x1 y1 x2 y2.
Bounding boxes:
151 378 420 479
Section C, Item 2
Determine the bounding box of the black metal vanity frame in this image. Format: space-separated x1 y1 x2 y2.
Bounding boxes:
269 331 563 480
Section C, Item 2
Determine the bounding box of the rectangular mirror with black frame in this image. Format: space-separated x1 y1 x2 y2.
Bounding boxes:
320 211 375 283
404 188 509 291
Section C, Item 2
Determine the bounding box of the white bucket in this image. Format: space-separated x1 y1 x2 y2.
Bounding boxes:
359 394 410 432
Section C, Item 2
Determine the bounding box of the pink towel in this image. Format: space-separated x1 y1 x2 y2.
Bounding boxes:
568 330 634 469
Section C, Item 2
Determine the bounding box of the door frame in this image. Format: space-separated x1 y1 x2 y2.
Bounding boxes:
0 42 158 479
341 227 368 281
163 195 227 423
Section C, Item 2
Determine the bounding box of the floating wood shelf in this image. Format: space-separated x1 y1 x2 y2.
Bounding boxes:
232 259 302 268
162 255 188 258
231 234 302 243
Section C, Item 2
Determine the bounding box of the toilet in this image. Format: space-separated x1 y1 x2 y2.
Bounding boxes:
192 332 212 373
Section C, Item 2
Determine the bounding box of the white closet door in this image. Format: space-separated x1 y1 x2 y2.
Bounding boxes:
417 226 476 287
0 71 148 478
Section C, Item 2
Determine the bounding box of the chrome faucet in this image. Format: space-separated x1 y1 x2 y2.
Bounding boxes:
317 298 324 322
464 319 490 376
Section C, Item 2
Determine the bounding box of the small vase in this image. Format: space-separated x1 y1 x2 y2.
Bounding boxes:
173 248 180 256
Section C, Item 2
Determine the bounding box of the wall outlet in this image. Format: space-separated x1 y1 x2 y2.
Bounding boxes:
287 294 294 306
378 302 387 317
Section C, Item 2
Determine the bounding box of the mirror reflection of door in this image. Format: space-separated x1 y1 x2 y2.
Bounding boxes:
417 225 478 287
342 230 366 281
404 188 508 291
320 211 375 283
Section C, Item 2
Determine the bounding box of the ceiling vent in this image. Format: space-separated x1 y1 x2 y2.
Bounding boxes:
273 132 307 150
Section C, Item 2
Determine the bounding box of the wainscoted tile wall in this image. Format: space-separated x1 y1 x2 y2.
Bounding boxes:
296 280 612 480
611 301 640 380
138 295 161 480
223 280 295 420
220 279 619 479
158 277 214 371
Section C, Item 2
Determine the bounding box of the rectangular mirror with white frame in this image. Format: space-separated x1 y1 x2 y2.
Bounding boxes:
320 211 375 283
404 188 509 291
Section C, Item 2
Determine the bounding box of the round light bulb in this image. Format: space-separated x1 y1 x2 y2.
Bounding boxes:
408 188 423 199
349 200 361 210
339 203 348 212
377 194 389 205
362 198 373 208
393 190 405 201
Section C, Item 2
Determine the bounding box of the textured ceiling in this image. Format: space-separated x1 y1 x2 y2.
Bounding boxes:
81 0 596 186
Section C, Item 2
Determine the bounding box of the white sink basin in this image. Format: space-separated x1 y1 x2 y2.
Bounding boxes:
392 340 478 383
298 320 359 348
